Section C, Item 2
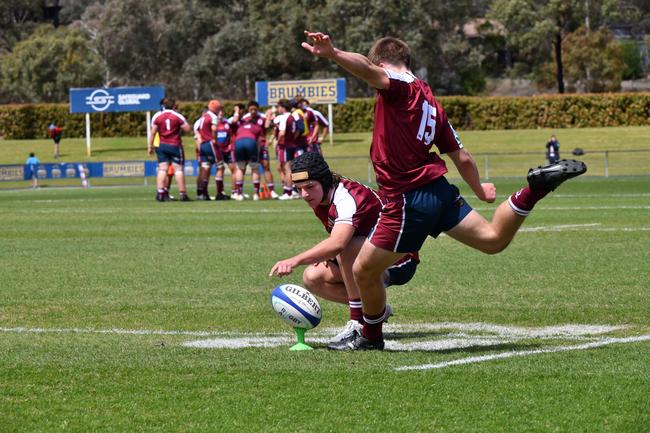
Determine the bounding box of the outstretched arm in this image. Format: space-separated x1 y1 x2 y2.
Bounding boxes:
446 148 496 203
269 223 355 277
302 31 389 90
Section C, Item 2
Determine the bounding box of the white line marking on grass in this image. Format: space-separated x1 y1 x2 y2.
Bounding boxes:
519 223 601 232
17 208 312 215
2 323 627 340
0 326 288 337
385 337 510 352
550 193 650 198
182 323 628 350
379 323 627 337
3 323 639 357
183 337 294 348
474 205 650 211
394 334 650 371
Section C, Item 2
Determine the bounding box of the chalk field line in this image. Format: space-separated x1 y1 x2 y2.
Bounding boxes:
0 322 628 339
4 323 648 371
395 334 650 371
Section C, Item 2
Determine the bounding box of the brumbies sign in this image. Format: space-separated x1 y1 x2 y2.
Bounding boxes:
256 78 345 147
255 78 345 106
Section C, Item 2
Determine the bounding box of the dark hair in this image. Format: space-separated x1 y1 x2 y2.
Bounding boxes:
368 37 411 68
236 103 246 111
247 100 259 108
29 152 35 157
277 99 291 111
160 97 175 110
291 151 334 198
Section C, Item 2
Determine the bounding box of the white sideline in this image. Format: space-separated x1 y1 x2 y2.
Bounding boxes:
1 323 627 339
378 323 627 337
0 326 287 337
394 334 650 371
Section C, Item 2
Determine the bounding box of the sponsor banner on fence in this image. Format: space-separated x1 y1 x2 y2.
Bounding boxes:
104 162 146 178
0 166 25 181
69 86 165 113
0 161 208 181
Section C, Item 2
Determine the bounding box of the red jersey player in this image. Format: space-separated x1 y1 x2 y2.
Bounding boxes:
148 98 191 201
195 100 229 200
273 99 301 200
301 99 329 154
214 110 235 200
242 101 279 199
302 31 587 350
48 123 63 159
230 106 266 201
269 152 420 346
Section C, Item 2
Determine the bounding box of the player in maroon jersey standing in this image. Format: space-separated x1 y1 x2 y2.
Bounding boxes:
274 99 302 200
302 31 587 350
148 98 192 201
195 99 225 200
242 101 280 199
230 104 267 201
269 152 420 346
301 99 329 154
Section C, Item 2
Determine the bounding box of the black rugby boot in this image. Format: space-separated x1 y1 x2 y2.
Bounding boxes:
327 333 385 351
527 159 587 192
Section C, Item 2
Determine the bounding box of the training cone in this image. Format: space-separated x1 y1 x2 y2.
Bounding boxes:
260 183 270 200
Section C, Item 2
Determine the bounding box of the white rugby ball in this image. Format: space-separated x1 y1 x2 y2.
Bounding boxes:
271 284 322 329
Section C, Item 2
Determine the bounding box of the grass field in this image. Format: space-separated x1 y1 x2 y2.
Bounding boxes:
1 126 650 190
1 170 649 431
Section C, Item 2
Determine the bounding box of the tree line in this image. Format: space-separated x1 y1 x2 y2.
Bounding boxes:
0 0 648 104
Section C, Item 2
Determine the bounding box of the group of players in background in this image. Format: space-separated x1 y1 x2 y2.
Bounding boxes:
147 95 329 202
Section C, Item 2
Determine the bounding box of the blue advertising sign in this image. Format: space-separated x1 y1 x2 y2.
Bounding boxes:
69 86 165 113
0 161 209 182
255 79 346 106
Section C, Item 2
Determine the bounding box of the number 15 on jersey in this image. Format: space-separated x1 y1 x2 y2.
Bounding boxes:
417 100 437 146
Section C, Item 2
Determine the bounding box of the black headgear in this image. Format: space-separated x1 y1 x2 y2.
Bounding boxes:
291 152 333 197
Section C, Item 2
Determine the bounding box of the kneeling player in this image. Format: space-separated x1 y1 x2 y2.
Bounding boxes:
269 152 419 347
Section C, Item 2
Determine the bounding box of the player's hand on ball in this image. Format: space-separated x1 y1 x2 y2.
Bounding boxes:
269 259 298 277
480 183 496 203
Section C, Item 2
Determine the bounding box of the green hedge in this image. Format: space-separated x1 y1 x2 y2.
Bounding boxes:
1 94 649 139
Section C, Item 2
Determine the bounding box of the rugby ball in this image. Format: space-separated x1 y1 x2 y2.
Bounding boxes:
271 284 322 329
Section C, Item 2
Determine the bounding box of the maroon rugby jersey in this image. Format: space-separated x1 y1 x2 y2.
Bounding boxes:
232 121 264 142
242 113 268 146
313 177 419 265
197 111 218 143
283 111 307 149
306 107 329 130
372 70 463 196
313 178 382 236
241 112 266 128
152 109 189 146
215 120 232 151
